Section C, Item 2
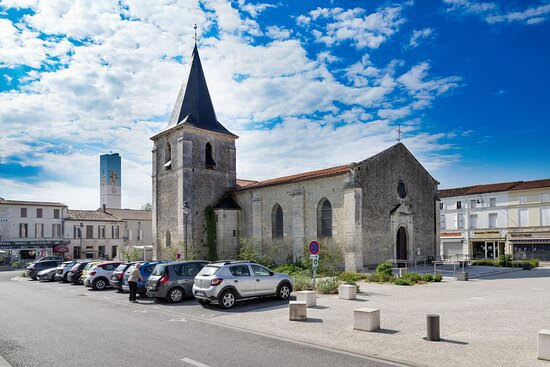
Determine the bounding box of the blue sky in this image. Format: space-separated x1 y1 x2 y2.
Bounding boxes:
0 0 549 208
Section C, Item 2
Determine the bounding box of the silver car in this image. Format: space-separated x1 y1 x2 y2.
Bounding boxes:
192 261 293 309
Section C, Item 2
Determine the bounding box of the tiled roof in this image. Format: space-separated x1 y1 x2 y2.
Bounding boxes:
103 208 152 221
438 178 550 198
510 179 550 191
66 210 123 222
236 165 350 190
0 198 67 207
236 179 258 188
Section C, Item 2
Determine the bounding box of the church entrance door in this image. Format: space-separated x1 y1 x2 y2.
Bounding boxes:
396 227 407 267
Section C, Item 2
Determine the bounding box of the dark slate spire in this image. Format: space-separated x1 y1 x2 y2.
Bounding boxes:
168 43 236 137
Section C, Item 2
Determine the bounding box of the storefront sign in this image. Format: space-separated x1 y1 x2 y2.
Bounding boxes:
472 230 501 238
0 240 68 246
53 245 69 253
441 232 462 237
510 233 532 238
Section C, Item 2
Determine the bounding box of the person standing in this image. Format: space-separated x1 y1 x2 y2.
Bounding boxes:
128 263 141 303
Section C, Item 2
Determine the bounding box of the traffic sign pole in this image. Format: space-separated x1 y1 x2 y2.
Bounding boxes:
308 241 320 291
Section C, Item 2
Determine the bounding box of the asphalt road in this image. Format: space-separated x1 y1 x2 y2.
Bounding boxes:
0 271 403 367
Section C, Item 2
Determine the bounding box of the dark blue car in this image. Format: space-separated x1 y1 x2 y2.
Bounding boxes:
121 261 170 295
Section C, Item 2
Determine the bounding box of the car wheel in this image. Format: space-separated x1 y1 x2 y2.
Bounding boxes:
31 276 37 281
197 299 211 307
218 289 236 309
62 274 68 283
167 287 184 303
93 278 107 290
277 282 291 300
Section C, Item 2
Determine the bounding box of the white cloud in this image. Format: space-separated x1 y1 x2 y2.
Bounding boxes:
299 5 407 49
443 0 550 25
266 25 291 40
409 27 433 47
237 0 277 18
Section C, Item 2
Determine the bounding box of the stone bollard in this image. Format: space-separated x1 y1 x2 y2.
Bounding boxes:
289 301 307 321
296 290 316 307
456 271 468 281
399 268 407 277
354 308 380 332
538 329 550 361
339 284 356 300
426 314 440 341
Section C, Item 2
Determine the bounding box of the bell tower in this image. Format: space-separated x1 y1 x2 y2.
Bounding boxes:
100 153 121 209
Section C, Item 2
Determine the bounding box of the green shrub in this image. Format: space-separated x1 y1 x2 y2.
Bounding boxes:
364 273 381 282
528 258 539 268
471 259 496 266
433 273 443 282
292 274 313 291
421 273 434 282
316 278 340 294
274 262 308 276
302 241 344 276
11 261 20 268
393 278 411 286
402 272 421 284
497 254 513 267
238 237 275 267
376 261 394 278
339 271 363 284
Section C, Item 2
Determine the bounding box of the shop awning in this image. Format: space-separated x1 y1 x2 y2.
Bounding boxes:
53 245 69 253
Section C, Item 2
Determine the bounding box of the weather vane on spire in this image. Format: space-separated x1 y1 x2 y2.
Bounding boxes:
396 125 402 142
193 24 198 45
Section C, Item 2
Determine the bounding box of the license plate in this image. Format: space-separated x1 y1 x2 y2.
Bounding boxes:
195 291 206 296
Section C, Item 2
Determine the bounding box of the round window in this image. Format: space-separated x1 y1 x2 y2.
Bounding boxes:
397 181 407 199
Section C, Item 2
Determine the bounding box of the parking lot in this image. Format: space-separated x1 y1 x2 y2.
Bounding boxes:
1 266 550 367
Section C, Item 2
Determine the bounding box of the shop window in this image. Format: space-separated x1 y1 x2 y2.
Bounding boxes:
73 246 81 259
98 246 105 258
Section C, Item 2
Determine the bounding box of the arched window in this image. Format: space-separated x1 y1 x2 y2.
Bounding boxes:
272 204 283 239
205 142 216 169
164 142 172 171
166 231 171 247
317 198 332 237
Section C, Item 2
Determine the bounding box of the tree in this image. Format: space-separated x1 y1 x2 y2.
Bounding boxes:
141 203 152 211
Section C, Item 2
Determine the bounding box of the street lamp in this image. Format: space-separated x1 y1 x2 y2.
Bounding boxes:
79 222 84 259
182 201 189 260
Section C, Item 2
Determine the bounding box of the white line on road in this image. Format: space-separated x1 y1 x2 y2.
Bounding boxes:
10 276 20 281
181 357 211 367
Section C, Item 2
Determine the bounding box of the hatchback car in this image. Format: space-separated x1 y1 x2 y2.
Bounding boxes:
54 261 78 282
109 262 134 291
37 267 58 281
146 261 208 303
83 261 124 290
122 261 169 296
79 261 102 284
67 261 93 284
192 261 293 309
26 260 62 280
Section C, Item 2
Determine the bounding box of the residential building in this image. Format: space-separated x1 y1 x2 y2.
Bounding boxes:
0 198 69 266
438 178 550 261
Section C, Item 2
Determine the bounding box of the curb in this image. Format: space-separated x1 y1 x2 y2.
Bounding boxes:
468 267 522 279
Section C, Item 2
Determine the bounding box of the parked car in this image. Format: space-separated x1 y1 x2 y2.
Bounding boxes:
122 261 169 296
37 267 58 281
54 261 78 282
26 260 63 280
83 261 124 290
67 261 91 284
36 256 64 262
146 261 209 303
79 261 102 284
110 262 134 291
192 261 293 309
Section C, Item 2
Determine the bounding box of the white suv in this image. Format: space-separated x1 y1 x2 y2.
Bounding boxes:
192 261 293 309
83 261 124 290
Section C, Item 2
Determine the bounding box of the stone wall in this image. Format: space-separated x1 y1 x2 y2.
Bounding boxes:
152 125 236 260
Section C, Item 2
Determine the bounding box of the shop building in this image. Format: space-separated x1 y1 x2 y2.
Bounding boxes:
0 198 69 266
438 178 550 261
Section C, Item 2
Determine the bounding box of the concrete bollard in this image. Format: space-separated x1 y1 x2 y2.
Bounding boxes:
354 308 380 332
296 291 316 307
289 301 307 321
538 329 550 361
456 271 468 281
426 314 440 341
339 284 356 300
399 268 407 277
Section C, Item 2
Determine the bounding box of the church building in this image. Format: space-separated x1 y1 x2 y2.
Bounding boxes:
150 44 439 271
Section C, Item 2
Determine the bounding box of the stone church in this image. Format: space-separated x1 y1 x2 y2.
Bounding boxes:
151 44 439 271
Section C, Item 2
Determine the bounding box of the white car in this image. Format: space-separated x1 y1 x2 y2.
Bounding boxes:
82 261 124 290
54 261 78 282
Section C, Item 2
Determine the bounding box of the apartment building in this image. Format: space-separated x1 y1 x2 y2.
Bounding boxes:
438 178 550 261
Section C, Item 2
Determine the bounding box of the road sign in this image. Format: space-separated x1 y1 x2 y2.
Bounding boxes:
308 240 320 255
309 254 319 260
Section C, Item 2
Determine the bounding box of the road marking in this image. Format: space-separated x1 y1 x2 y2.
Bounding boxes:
10 276 21 281
181 358 211 367
134 309 148 313
169 318 187 323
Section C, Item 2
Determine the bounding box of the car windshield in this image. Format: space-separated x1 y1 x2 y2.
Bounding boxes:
83 263 95 270
199 265 220 276
151 265 166 276
70 263 80 270
89 265 98 270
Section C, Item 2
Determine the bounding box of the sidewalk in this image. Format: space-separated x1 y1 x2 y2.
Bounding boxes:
211 267 550 367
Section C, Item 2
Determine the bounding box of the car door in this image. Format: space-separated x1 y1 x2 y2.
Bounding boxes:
251 265 277 295
180 263 202 294
228 265 255 297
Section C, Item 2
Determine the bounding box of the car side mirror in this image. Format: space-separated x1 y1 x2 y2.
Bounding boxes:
269 271 274 276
